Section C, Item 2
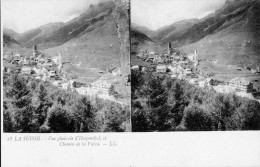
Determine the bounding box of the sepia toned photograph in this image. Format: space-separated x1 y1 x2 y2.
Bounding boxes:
131 0 260 132
2 0 131 133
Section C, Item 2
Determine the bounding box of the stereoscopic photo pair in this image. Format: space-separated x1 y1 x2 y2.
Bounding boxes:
2 0 260 133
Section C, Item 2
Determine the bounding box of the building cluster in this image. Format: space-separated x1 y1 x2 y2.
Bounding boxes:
3 46 62 81
3 46 118 97
3 46 82 91
132 43 260 99
134 43 200 80
91 80 112 95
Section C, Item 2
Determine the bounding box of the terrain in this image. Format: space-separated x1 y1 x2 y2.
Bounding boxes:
131 23 155 37
3 34 29 54
15 22 65 48
130 27 162 55
3 28 20 39
132 0 260 69
180 0 260 69
131 69 260 132
3 1 130 71
151 19 199 44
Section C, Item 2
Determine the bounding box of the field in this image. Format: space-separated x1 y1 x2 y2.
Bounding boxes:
198 60 260 81
44 35 120 71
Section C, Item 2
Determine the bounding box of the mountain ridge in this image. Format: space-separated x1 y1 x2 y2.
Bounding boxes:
134 0 260 68
3 28 20 39
131 23 155 37
179 0 260 68
12 1 115 49
151 18 199 43
3 0 126 71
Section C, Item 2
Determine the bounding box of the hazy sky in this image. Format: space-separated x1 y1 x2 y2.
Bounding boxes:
2 0 105 33
132 0 226 30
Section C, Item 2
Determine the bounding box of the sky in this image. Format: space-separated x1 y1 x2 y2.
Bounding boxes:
2 0 105 33
132 0 226 30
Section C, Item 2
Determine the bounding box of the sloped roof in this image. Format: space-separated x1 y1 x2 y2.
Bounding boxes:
230 77 251 85
157 65 167 70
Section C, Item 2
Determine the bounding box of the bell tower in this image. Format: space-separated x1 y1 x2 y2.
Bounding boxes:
168 43 172 55
58 52 62 70
33 45 37 57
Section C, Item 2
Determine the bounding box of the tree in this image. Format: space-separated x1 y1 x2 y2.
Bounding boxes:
242 100 260 130
3 101 14 132
47 106 75 132
132 110 149 131
184 105 213 131
167 81 188 126
108 85 120 98
131 70 144 95
210 94 237 130
106 103 125 132
33 83 52 130
72 97 94 132
4 73 34 132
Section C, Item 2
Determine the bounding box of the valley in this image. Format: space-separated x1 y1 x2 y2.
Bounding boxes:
2 0 131 133
131 0 260 131
3 0 130 106
131 0 260 101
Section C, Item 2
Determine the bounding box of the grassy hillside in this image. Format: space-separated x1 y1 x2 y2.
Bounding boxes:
14 1 115 50
16 22 65 48
3 34 29 55
44 20 120 70
3 28 20 39
41 1 115 49
4 1 128 72
151 19 199 44
180 0 260 68
131 23 155 37
3 34 19 46
131 27 162 54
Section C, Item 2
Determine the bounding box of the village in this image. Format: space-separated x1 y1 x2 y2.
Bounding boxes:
131 43 260 102
3 45 130 105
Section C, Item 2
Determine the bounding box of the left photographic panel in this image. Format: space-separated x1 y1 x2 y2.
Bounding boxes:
2 0 131 133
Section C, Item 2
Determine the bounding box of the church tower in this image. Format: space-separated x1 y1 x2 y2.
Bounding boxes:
168 43 172 55
33 45 37 57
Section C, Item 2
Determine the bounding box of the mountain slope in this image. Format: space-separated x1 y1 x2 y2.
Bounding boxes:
131 23 154 37
16 22 65 47
3 1 129 71
14 1 115 50
179 0 260 68
151 19 199 43
3 34 19 47
42 1 115 49
3 28 20 39
3 34 29 54
131 28 153 43
43 1 126 70
131 27 161 54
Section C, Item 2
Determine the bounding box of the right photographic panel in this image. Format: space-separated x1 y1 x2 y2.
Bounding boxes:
131 0 260 132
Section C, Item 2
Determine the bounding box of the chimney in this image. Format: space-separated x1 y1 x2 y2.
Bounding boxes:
58 52 62 70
